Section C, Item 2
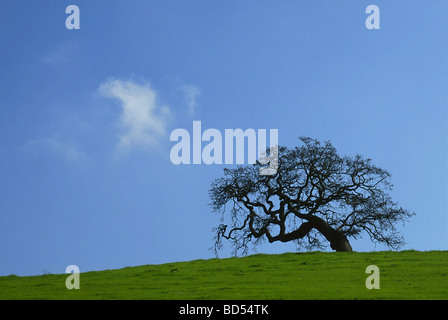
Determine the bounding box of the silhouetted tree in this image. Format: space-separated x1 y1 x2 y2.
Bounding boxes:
209 137 414 255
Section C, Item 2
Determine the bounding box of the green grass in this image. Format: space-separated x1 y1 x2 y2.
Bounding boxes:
0 251 447 300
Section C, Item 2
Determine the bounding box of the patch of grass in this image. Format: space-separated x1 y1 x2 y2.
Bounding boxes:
0 251 446 300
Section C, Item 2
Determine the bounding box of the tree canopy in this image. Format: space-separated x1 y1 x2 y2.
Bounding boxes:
209 137 414 255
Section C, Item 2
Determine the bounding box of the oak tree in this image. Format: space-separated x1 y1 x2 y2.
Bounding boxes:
209 137 414 255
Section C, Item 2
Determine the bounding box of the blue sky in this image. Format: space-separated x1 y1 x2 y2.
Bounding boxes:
0 1 447 276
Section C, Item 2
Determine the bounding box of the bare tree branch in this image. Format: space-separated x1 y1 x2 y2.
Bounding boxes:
209 137 415 256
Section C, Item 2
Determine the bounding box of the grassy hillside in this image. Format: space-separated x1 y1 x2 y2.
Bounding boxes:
0 251 447 300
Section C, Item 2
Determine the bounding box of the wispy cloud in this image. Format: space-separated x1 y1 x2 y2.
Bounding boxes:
23 135 87 165
98 79 170 149
181 84 201 114
42 41 79 65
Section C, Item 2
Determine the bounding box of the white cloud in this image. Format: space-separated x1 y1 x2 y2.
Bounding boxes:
98 79 170 149
181 84 201 114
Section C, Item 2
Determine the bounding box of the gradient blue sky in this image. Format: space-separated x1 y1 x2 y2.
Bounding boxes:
0 1 447 276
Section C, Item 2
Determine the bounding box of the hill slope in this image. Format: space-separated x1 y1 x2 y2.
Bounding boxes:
0 251 446 300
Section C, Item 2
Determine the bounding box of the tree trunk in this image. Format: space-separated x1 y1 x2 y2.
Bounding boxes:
329 232 353 252
307 216 353 252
